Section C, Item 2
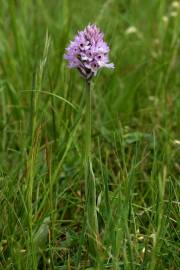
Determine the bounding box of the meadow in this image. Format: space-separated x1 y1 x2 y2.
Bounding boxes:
0 0 180 269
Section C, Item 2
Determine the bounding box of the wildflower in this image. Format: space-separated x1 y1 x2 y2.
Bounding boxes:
64 24 114 81
162 15 169 24
125 26 138 35
170 11 178 17
171 1 180 10
173 139 180 145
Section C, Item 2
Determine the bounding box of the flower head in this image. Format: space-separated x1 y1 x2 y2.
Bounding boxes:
64 24 114 80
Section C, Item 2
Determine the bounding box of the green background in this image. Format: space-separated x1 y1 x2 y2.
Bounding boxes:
0 1 179 269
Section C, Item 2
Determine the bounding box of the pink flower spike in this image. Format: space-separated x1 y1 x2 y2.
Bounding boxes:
64 24 114 80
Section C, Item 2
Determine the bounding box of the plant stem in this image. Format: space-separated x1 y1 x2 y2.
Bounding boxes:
85 80 99 261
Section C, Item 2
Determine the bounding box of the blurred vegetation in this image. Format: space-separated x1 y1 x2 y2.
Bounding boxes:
0 0 179 269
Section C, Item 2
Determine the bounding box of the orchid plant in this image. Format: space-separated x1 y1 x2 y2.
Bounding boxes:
64 24 114 262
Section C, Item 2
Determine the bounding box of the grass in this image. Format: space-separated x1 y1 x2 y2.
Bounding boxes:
0 0 180 269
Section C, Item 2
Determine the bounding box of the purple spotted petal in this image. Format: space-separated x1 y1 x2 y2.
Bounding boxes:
64 24 114 80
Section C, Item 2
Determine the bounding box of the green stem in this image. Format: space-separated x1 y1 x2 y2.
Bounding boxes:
85 80 99 261
85 80 92 167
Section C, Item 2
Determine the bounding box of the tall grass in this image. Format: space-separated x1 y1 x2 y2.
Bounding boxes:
0 0 179 269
